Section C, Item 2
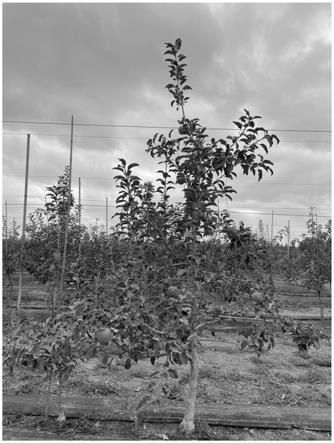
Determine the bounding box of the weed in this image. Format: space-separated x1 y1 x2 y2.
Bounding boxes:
199 366 217 379
162 381 183 401
65 416 100 435
83 380 121 396
313 356 331 367
304 367 329 385
270 370 298 384
69 378 121 396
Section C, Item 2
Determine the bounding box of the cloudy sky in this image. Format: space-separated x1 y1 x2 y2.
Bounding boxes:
3 2 331 240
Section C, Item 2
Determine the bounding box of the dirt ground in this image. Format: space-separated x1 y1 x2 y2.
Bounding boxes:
3 330 331 440
3 275 331 439
3 415 332 440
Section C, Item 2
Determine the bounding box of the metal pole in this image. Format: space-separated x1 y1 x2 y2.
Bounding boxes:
5 200 8 258
78 177 81 229
17 134 30 311
287 220 291 260
269 210 274 287
4 200 9 291
78 176 82 256
217 198 220 241
287 220 291 279
106 196 109 235
59 116 74 308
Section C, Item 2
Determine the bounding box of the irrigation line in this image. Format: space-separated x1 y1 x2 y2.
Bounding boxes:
218 314 276 323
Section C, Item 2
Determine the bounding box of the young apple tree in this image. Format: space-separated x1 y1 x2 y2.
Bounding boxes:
95 38 280 436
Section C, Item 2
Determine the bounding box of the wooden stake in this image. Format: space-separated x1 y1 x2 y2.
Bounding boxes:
17 134 30 311
59 116 74 308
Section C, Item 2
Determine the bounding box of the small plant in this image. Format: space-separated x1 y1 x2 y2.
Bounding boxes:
3 310 91 423
288 323 328 355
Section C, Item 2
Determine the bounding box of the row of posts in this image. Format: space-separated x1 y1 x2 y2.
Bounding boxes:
9 121 295 311
11 118 112 312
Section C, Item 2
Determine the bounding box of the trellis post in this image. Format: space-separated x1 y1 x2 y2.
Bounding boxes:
17 134 30 311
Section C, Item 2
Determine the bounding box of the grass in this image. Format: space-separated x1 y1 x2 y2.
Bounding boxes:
3 329 330 411
69 378 122 397
3 276 332 440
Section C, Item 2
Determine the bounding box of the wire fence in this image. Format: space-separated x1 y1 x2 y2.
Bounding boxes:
2 198 331 242
3 120 331 240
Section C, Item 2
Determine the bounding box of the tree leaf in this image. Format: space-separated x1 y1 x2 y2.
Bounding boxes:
168 368 178 379
175 38 182 50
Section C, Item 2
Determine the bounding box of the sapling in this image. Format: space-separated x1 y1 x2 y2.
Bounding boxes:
152 38 280 436
106 38 280 437
277 213 331 320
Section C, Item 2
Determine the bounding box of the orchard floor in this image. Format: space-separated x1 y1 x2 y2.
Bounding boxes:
3 330 331 440
3 416 331 440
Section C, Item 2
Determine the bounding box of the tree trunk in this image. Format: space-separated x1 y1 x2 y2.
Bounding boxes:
44 372 53 420
180 342 199 437
317 290 324 321
57 373 66 424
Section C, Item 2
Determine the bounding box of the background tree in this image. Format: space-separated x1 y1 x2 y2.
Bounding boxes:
2 218 21 291
258 219 265 241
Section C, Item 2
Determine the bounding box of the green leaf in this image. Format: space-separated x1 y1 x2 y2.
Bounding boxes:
136 395 151 411
241 341 248 350
175 38 182 50
127 162 140 171
179 352 188 365
272 134 280 144
168 368 178 379
260 143 268 154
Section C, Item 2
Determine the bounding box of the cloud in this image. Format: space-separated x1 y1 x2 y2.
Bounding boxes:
3 3 331 238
